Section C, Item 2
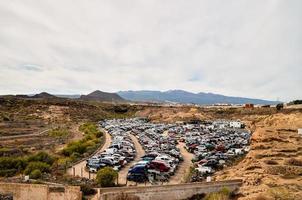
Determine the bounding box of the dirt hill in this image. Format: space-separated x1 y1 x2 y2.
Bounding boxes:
32 92 58 99
80 90 125 102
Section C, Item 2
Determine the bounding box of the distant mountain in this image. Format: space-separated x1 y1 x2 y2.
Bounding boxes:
32 92 58 99
80 90 125 102
55 94 81 99
118 90 280 105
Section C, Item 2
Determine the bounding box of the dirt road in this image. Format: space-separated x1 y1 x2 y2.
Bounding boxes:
118 134 145 185
0 129 50 140
168 142 194 184
67 130 112 179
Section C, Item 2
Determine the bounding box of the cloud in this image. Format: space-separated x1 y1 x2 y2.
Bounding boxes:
0 0 301 101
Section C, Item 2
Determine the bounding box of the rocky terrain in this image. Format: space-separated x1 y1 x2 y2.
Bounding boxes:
0 97 136 155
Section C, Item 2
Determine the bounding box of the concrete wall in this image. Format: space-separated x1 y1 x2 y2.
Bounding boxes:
0 183 82 200
98 180 242 200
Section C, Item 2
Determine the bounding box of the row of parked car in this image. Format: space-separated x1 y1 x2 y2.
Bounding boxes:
94 118 251 183
100 118 183 183
86 125 136 173
181 121 251 181
130 121 183 183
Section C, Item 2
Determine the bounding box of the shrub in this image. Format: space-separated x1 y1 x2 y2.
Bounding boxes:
205 187 231 200
80 185 96 196
0 169 18 177
62 141 87 156
0 157 27 176
49 128 69 138
27 151 55 165
62 123 103 158
205 193 229 200
96 167 118 187
24 161 50 175
264 160 278 165
30 169 42 179
276 103 284 111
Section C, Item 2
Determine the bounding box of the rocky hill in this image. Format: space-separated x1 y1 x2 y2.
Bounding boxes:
80 90 125 102
32 92 58 99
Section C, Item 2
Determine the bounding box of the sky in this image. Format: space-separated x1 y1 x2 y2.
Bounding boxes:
0 0 301 101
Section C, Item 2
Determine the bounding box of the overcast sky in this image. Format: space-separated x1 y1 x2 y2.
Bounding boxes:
0 0 301 101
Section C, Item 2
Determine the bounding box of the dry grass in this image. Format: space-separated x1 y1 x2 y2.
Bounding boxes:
266 165 302 178
113 193 140 200
285 158 302 166
264 160 278 165
269 187 296 200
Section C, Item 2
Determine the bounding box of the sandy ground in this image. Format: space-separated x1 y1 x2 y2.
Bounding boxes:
169 142 194 184
118 134 145 185
67 130 112 179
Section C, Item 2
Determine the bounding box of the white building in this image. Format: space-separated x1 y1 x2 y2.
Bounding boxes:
229 121 243 128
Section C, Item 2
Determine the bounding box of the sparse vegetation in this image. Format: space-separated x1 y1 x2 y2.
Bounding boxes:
288 100 302 105
264 160 278 165
48 128 69 138
61 123 103 161
96 167 118 187
29 169 42 179
285 158 302 166
0 151 55 177
204 187 231 200
269 187 296 200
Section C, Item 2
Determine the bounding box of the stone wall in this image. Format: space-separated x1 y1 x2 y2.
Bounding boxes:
98 180 242 200
0 183 82 200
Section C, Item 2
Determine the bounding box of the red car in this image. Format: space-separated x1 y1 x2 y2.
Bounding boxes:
149 160 170 172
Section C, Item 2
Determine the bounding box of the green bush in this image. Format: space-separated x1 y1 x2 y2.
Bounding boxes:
24 161 50 175
0 157 27 176
62 141 87 156
27 151 55 165
80 184 96 196
30 169 42 179
96 167 118 187
62 123 102 158
0 169 18 177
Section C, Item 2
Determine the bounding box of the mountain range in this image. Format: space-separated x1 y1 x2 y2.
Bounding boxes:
117 90 279 105
1 90 280 105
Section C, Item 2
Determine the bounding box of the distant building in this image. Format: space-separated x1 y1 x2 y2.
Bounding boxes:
245 104 254 108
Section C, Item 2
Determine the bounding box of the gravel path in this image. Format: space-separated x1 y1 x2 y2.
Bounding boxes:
168 142 194 184
118 133 145 185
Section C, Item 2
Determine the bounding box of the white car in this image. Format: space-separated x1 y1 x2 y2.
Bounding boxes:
195 166 213 174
